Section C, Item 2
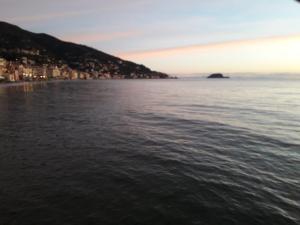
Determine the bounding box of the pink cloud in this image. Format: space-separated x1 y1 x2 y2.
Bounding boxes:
118 34 300 59
61 31 140 43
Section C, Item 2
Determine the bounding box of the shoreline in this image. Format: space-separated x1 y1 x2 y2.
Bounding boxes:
0 78 178 87
0 79 65 87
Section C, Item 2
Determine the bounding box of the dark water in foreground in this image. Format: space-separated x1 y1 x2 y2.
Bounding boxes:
0 79 299 225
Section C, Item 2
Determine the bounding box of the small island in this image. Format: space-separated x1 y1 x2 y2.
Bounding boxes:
207 73 230 79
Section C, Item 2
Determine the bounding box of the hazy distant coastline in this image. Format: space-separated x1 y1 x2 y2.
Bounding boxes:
172 73 300 80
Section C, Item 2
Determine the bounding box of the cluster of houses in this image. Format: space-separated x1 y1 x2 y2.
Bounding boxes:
0 56 167 83
0 57 129 82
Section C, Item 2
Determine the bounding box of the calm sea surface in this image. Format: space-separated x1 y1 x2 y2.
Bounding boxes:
0 78 299 225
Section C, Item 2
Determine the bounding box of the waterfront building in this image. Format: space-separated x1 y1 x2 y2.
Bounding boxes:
79 72 86 80
0 58 6 67
70 70 79 80
22 67 33 79
0 64 6 76
53 66 61 78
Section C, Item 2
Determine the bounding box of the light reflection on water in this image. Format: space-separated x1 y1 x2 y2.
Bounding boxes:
0 79 299 225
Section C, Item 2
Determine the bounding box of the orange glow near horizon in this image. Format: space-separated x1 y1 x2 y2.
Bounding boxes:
117 34 300 74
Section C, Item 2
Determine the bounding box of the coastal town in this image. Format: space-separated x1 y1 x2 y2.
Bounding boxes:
0 57 169 83
0 21 173 83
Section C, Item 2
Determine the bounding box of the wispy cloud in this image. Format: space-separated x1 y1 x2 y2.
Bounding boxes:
5 10 95 23
61 31 140 43
118 34 300 59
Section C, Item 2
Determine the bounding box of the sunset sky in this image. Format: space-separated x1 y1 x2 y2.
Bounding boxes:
1 0 300 74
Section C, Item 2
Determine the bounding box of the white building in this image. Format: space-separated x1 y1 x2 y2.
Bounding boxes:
0 58 7 67
54 67 61 78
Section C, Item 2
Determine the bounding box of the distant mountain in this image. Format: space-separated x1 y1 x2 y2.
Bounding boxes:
0 21 168 78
